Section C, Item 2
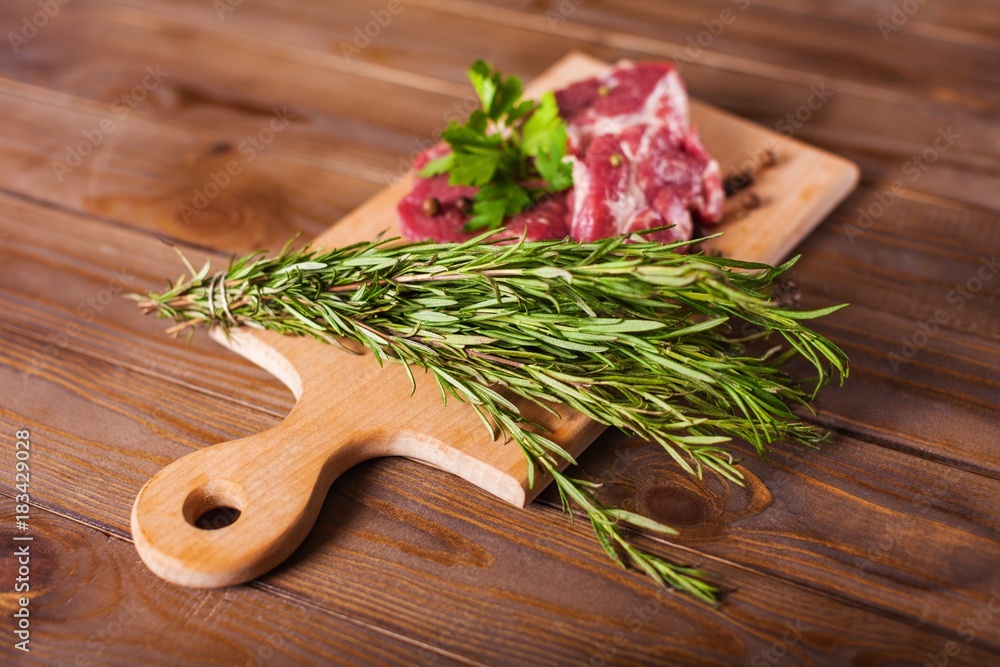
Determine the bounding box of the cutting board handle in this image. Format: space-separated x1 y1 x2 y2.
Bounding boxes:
130 408 376 587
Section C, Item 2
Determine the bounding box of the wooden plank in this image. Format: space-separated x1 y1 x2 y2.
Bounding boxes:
752 0 1000 44
0 77 386 252
0 194 297 417
0 0 461 181
0 340 994 664
776 190 1000 475
0 502 464 666
0 0 996 662
790 309 1000 477
268 457 1000 665
2 0 997 216
0 309 999 658
87 0 1000 110
3 180 997 474
0 0 995 662
0 330 282 522
451 0 1000 104
541 429 1000 646
804 189 1000 341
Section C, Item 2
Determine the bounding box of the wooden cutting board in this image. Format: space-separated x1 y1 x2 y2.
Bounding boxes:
131 52 859 588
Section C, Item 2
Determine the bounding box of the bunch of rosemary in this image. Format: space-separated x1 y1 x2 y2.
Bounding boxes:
135 231 848 603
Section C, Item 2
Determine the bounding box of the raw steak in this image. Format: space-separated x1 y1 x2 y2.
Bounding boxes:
396 145 571 243
397 61 724 244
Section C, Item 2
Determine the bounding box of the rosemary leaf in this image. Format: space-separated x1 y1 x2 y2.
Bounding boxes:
133 231 849 603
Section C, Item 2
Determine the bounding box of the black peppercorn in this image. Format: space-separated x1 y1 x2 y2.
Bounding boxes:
422 197 441 217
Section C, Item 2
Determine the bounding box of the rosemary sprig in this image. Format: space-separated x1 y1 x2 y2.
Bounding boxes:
133 231 848 603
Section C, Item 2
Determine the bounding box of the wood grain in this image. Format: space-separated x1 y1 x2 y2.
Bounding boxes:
0 503 464 666
4 223 996 652
0 185 994 502
2 0 996 219
752 0 1000 44
543 430 1000 648
458 0 1000 107
1 0 998 662
3 185 996 470
1 159 998 639
0 77 385 252
85 0 1000 113
2 335 999 662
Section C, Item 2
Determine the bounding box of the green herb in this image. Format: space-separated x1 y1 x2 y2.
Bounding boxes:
419 60 573 232
134 232 848 603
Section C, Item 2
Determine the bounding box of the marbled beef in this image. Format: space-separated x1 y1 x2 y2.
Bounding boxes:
397 61 723 244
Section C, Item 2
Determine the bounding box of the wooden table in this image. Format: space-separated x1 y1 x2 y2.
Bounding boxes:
1 1 998 664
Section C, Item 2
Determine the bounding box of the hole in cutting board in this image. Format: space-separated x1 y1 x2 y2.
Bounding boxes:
194 506 242 530
183 480 246 530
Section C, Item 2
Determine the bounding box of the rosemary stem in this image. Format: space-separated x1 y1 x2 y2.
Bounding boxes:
134 232 849 602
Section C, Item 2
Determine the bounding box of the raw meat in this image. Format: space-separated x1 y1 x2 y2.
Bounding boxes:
394 145 480 243
397 61 724 244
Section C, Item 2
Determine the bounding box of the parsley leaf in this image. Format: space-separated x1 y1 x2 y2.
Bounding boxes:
522 92 573 192
418 60 573 232
465 179 533 232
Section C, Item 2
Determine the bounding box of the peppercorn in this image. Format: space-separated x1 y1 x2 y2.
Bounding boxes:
723 170 755 196
421 197 441 217
456 196 474 214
